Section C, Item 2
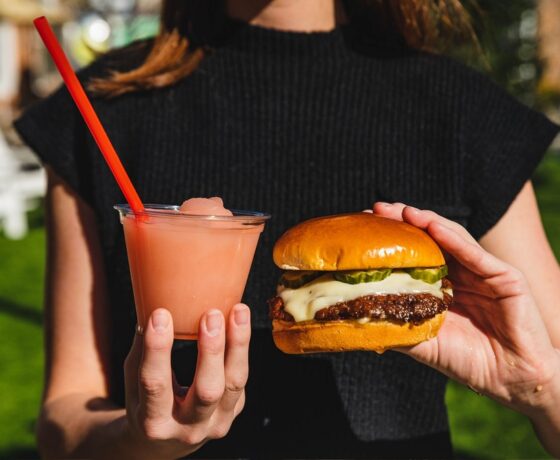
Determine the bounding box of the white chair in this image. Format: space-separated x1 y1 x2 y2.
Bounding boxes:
0 131 46 240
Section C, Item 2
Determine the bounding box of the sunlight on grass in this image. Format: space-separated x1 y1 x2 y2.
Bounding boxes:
447 382 551 459
534 154 560 258
0 229 45 458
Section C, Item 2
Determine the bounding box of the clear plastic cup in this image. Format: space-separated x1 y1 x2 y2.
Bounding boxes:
115 204 270 340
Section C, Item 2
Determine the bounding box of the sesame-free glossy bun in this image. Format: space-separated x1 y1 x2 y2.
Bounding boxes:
272 313 446 354
273 213 444 271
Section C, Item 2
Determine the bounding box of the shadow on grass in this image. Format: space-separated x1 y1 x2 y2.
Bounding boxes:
454 449 483 459
0 447 39 460
0 297 42 325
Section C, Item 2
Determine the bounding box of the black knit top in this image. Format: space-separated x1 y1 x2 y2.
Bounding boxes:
16 20 558 459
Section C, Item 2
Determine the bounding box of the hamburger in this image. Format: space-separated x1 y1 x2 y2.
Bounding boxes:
268 213 452 354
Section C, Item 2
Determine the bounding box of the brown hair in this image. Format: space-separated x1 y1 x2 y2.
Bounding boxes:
90 0 476 97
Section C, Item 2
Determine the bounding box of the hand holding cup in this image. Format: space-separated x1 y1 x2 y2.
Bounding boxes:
122 305 251 459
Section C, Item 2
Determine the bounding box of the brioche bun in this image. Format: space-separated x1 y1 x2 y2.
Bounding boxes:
272 313 446 354
273 213 444 271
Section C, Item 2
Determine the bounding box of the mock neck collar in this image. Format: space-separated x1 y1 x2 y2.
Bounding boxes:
212 18 349 60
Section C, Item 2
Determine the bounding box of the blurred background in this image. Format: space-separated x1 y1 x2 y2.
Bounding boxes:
0 0 559 458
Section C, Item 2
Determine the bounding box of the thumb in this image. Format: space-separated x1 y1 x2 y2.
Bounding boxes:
394 337 443 373
138 308 175 421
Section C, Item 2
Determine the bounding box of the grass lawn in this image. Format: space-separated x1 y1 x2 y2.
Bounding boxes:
0 154 559 459
0 224 44 460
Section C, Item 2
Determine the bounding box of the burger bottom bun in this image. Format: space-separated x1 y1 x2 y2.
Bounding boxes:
272 312 446 354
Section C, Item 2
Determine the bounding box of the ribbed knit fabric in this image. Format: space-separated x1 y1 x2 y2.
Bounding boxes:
15 20 559 458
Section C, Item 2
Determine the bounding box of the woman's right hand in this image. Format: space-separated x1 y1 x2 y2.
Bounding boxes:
123 304 251 459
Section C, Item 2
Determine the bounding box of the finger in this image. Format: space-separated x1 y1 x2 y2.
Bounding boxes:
209 391 247 441
452 288 531 329
220 304 251 414
178 310 225 424
371 202 406 220
426 222 510 279
233 390 246 418
450 290 510 339
450 254 528 300
452 289 497 312
446 260 496 298
124 327 143 411
138 309 175 422
394 340 434 364
449 280 496 300
401 206 478 244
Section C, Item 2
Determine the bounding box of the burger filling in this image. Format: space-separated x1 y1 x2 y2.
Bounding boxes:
269 268 452 324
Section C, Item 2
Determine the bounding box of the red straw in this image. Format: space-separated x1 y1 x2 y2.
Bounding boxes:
33 16 144 214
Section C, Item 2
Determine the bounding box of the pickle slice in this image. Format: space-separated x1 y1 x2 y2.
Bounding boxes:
405 265 448 284
279 271 322 289
334 269 392 284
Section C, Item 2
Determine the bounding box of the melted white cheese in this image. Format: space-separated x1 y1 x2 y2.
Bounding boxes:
278 272 448 322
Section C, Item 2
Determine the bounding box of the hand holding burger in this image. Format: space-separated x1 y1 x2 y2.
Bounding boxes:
268 204 560 456
372 202 560 457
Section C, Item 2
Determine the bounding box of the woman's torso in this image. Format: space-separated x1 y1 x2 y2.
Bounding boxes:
96 25 471 456
22 21 541 457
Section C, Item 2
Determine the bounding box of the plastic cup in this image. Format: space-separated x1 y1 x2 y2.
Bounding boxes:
115 204 270 340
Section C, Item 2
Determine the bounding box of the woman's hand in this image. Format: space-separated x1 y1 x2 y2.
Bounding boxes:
123 305 251 460
371 203 560 434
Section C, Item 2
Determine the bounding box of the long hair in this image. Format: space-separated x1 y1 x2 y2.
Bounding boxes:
90 0 476 97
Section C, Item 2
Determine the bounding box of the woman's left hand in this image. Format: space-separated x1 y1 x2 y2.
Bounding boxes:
371 203 560 422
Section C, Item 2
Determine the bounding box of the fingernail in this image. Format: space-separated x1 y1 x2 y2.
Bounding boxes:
377 202 390 207
205 310 223 336
152 310 169 333
407 206 420 214
234 305 250 326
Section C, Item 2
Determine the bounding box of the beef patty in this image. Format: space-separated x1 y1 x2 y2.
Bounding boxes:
269 278 452 324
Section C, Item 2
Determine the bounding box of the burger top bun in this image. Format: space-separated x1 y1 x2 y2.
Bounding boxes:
273 213 444 271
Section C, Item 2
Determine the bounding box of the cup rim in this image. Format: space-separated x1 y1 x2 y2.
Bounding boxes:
114 204 271 223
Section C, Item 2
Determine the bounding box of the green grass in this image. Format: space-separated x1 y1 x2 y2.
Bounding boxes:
447 381 551 459
534 154 560 257
0 225 45 460
0 155 559 458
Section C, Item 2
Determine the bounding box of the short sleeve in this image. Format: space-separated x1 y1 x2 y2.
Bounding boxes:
13 41 151 207
14 81 95 206
463 76 559 239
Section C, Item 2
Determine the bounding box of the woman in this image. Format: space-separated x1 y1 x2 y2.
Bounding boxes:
15 0 560 458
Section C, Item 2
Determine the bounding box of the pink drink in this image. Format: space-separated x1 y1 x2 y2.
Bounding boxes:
115 199 269 339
